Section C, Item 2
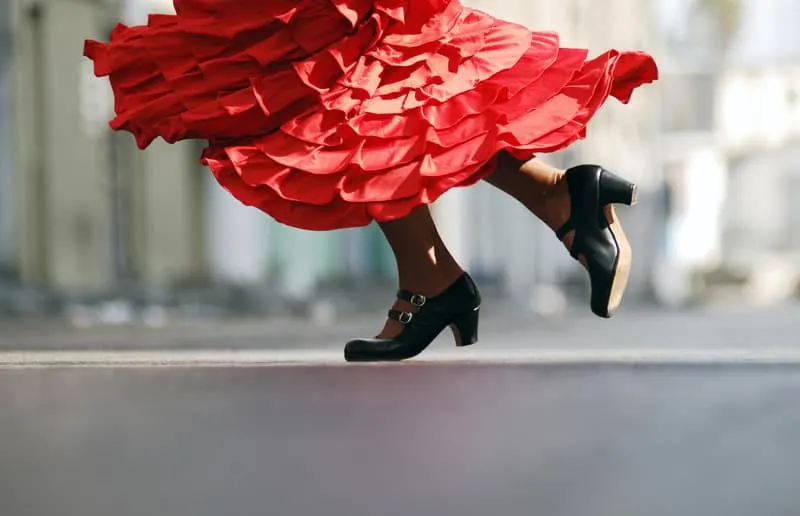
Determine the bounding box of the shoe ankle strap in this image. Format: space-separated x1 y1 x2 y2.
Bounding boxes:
555 219 581 260
396 289 427 307
555 218 573 241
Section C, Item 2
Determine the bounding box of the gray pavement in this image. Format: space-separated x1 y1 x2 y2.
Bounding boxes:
1 304 799 516
1 365 799 516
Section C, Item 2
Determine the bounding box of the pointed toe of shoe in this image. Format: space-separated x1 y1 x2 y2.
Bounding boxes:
344 338 416 362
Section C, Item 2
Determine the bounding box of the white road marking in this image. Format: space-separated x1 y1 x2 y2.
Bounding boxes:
1 348 800 368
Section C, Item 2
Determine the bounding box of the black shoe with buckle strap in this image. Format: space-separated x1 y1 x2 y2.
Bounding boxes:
344 272 482 362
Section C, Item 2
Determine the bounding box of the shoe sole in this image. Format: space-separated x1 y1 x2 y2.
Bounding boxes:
604 185 636 315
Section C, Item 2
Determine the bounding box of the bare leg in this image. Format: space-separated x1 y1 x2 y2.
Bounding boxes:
484 151 638 318
484 152 576 250
377 205 464 338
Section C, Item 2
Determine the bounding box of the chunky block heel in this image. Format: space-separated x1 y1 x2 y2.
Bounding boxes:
599 169 638 207
449 307 480 347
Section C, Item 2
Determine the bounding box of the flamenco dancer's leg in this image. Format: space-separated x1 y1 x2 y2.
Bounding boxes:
376 205 465 339
484 152 574 249
484 152 637 317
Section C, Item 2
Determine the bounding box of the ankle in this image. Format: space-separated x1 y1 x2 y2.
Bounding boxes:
397 265 463 297
377 267 462 340
537 179 571 231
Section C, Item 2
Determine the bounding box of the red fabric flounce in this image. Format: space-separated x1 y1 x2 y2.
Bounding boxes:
84 0 658 230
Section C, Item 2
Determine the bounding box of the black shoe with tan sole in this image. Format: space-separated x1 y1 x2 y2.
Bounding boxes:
556 165 638 318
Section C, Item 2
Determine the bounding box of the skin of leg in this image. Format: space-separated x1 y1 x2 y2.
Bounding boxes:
376 204 465 339
485 152 634 315
483 151 576 251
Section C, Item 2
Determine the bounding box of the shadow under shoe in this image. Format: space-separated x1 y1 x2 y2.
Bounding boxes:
555 164 638 318
344 273 482 362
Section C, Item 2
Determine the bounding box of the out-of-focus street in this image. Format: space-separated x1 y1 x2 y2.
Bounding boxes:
1 302 798 355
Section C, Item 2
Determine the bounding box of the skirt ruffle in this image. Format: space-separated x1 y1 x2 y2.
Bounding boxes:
84 0 658 230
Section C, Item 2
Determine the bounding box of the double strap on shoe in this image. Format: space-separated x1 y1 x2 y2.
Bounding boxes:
387 289 427 325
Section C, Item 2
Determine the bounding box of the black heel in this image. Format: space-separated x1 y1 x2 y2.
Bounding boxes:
344 273 482 362
555 165 637 318
449 307 480 347
599 170 638 207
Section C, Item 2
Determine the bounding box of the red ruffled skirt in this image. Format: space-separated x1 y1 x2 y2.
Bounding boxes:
84 0 658 230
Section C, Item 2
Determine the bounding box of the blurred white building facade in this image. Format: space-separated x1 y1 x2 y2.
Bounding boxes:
196 0 666 306
0 0 664 311
654 0 800 305
434 0 663 308
3 0 796 313
0 0 14 276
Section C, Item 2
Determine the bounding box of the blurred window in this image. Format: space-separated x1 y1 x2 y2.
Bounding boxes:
0 0 14 271
660 73 716 133
787 173 800 249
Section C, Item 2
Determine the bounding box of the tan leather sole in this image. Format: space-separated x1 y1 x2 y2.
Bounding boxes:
604 186 636 315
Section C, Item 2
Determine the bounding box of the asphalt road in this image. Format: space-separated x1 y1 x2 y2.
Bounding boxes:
1 364 799 516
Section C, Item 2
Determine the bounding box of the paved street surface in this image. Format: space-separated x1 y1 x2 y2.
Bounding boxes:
2 365 799 516
1 305 799 516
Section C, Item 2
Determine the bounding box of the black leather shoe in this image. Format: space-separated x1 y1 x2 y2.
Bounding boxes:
556 165 638 318
344 273 481 362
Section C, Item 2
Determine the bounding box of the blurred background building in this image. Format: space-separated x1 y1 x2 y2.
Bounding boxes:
0 0 798 323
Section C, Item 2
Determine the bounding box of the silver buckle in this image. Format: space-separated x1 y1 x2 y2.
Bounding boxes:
410 294 426 307
398 312 414 324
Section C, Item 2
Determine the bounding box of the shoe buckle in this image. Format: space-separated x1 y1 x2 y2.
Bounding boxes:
409 294 426 307
398 312 414 324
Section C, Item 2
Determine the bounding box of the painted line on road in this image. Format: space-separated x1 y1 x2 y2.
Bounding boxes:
2 349 800 368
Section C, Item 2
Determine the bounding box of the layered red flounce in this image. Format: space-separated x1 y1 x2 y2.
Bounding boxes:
84 0 658 230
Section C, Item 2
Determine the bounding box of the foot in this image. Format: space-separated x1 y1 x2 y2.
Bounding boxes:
532 173 584 262
483 155 636 317
376 268 465 339
550 165 638 317
345 272 482 362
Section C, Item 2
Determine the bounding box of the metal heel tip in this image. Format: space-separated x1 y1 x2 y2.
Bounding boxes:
630 185 639 206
